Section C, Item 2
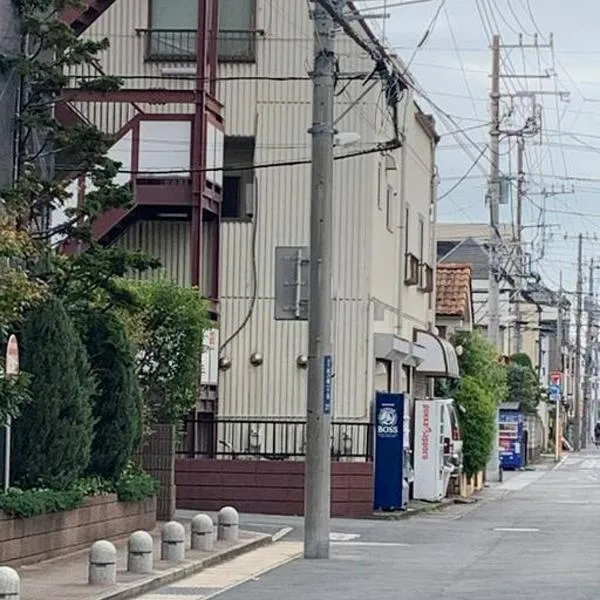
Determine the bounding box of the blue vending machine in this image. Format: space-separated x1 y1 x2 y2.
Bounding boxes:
373 392 409 511
499 408 525 470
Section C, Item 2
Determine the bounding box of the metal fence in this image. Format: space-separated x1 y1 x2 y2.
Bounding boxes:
138 29 257 63
178 417 373 462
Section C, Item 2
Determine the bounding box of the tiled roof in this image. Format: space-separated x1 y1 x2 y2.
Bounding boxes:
436 263 472 317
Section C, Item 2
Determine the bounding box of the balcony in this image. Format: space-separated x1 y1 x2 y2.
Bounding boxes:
137 28 258 63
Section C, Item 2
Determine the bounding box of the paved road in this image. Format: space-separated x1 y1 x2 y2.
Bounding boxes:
146 452 600 599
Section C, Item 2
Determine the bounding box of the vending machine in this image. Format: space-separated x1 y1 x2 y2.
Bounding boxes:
373 392 411 511
413 398 455 501
499 408 525 470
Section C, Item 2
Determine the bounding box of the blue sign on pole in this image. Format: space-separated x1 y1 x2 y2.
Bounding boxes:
550 383 560 397
323 355 333 415
373 392 405 511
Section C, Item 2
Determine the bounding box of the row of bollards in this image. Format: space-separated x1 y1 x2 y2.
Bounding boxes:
88 506 239 586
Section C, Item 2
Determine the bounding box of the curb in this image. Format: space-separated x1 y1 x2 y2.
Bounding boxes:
368 498 457 521
94 533 274 600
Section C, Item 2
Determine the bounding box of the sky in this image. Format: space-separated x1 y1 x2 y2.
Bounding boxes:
362 0 600 295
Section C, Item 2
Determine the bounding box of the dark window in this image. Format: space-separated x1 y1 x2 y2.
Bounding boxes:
147 0 256 62
222 136 254 220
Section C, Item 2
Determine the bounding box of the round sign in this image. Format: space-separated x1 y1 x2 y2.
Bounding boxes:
5 335 19 377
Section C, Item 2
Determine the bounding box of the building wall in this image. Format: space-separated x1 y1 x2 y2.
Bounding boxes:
0 0 19 187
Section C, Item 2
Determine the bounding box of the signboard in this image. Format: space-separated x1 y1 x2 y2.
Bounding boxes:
200 329 219 386
5 335 19 377
550 371 562 404
2 335 19 492
373 392 405 511
550 371 562 387
323 355 333 415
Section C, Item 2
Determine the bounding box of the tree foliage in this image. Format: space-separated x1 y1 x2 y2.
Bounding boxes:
456 376 497 476
119 278 211 429
78 308 142 480
507 362 540 414
11 296 95 489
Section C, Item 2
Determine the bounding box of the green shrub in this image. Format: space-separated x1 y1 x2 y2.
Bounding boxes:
79 308 142 479
113 462 159 502
11 296 95 489
507 363 541 414
457 375 497 476
0 488 85 519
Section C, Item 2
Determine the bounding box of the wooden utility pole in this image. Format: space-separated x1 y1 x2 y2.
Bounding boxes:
574 234 584 450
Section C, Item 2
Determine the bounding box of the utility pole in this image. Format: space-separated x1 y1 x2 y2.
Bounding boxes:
515 135 525 353
555 272 563 462
574 233 584 451
305 0 341 560
485 34 502 483
583 259 595 449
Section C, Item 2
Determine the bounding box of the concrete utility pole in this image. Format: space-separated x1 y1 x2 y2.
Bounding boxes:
485 34 502 483
583 259 595 449
515 135 525 353
555 272 563 462
573 233 583 451
305 0 342 560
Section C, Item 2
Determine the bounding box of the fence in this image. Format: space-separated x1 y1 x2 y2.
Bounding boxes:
178 417 373 462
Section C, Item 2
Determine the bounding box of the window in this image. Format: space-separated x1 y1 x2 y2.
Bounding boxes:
418 216 425 264
404 206 410 254
222 136 255 220
385 185 394 232
147 0 256 62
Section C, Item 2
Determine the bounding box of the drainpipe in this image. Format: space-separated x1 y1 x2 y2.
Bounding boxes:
428 135 439 399
395 90 413 342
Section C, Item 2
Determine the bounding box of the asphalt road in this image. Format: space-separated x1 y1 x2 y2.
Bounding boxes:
211 452 600 600
161 452 600 599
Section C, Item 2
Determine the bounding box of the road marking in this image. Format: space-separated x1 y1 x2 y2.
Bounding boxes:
331 541 410 547
552 455 569 470
329 532 361 541
556 500 589 505
493 527 540 532
272 526 293 542
139 541 302 600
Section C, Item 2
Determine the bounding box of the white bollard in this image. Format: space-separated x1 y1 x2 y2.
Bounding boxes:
161 521 186 562
88 540 117 585
127 531 154 574
0 567 20 600
217 506 239 542
191 514 214 552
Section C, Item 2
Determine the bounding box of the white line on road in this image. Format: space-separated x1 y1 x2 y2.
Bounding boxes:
330 532 361 541
493 527 540 532
331 541 410 547
556 500 589 505
272 526 294 542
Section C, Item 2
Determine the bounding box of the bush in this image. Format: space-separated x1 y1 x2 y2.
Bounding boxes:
0 488 85 519
507 362 540 414
79 308 142 479
457 375 497 476
119 278 211 428
113 462 159 503
11 296 95 489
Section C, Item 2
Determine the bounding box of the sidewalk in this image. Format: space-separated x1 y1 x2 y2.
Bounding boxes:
16 523 273 600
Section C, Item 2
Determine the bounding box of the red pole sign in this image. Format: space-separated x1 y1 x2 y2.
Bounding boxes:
5 335 19 377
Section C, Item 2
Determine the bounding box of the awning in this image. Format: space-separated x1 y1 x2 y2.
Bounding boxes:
374 333 427 367
414 330 460 379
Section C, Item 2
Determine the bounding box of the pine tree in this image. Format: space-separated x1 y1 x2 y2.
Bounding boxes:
79 308 142 479
11 296 94 489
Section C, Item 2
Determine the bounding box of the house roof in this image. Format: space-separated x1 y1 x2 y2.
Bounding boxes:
61 0 118 35
436 263 473 318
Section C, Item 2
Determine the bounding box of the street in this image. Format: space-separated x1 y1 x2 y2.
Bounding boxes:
141 452 600 600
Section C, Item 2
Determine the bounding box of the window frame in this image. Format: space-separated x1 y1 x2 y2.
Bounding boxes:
145 0 258 63
221 136 255 222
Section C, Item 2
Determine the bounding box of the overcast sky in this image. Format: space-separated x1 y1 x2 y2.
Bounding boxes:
369 0 600 293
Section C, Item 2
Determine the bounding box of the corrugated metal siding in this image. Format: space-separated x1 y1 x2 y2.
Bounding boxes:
219 297 369 418
115 220 191 286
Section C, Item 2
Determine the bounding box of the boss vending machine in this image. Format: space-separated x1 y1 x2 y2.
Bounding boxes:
413 398 455 501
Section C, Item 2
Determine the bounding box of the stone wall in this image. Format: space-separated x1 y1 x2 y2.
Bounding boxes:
0 494 156 566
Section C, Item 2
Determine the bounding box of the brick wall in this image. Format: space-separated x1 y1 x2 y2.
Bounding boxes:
176 459 374 518
0 494 156 566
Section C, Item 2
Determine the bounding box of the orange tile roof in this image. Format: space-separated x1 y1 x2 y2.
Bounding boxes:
436 263 472 317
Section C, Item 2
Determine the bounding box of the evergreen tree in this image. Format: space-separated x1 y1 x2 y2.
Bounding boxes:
79 308 142 479
11 296 94 489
